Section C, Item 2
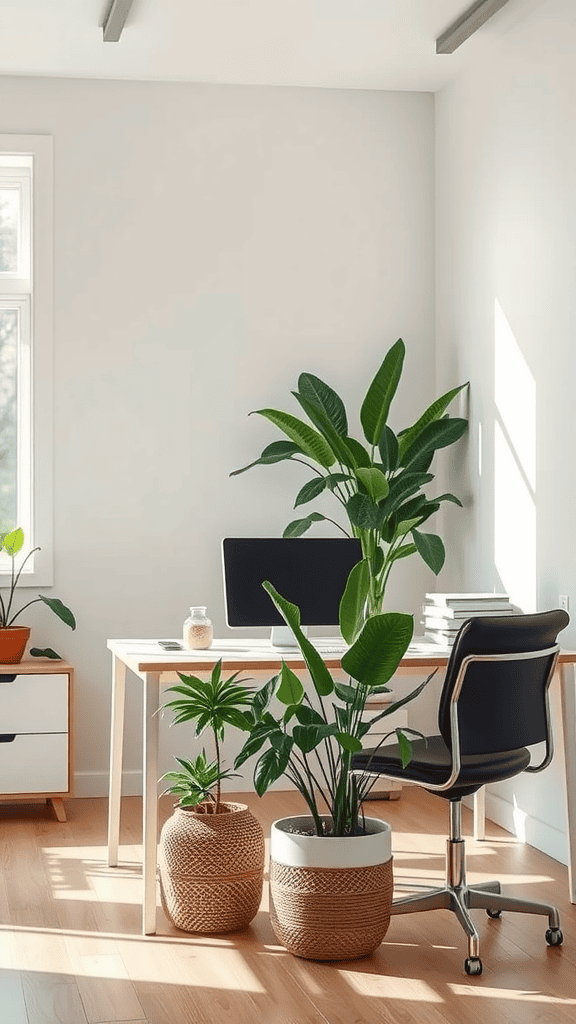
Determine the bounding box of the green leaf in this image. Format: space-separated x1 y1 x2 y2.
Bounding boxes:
396 729 413 769
39 596 76 630
230 440 303 476
293 723 338 755
339 558 370 645
378 425 399 473
30 647 61 659
435 492 464 507
340 436 371 468
251 409 335 468
325 473 353 491
293 386 354 469
3 527 24 556
297 373 348 435
412 530 445 574
234 718 281 769
342 612 414 688
294 476 327 508
371 546 384 576
283 512 327 538
379 472 434 518
394 518 422 539
334 681 359 704
276 661 305 705
262 582 334 697
335 732 363 753
360 339 405 444
389 542 417 563
356 467 389 503
293 704 326 726
401 418 468 472
346 493 381 530
254 738 293 796
397 383 468 461
252 676 278 720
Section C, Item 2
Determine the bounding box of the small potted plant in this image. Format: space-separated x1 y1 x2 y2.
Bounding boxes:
158 659 265 933
234 581 434 961
0 528 76 663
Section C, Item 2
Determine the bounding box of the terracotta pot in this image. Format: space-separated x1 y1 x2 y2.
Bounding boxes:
0 626 31 664
269 814 393 961
159 801 265 933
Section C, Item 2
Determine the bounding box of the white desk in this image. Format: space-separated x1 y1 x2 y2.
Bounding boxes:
106 637 576 934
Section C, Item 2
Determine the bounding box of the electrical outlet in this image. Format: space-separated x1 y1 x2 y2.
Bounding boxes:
560 595 570 612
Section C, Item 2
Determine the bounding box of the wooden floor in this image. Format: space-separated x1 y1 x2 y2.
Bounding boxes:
0 788 575 1024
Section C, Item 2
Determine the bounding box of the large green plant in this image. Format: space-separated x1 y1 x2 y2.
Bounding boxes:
232 339 468 642
234 582 433 837
161 659 255 814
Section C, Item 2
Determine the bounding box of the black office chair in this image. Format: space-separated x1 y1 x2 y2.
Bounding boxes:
351 609 569 976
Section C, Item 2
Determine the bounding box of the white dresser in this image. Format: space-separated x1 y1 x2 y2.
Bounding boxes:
0 658 74 820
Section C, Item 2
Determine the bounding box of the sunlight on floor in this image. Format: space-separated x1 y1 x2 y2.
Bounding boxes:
343 971 444 1000
450 984 576 1004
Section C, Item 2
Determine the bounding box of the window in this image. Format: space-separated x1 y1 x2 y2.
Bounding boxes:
0 136 53 585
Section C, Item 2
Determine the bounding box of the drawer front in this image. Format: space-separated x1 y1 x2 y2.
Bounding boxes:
0 733 68 794
0 674 68 733
362 707 408 740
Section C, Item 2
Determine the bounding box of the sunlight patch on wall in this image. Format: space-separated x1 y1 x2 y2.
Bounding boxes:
494 300 536 611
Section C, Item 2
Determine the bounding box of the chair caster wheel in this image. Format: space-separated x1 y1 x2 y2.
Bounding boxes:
465 957 483 976
545 928 563 946
486 908 502 919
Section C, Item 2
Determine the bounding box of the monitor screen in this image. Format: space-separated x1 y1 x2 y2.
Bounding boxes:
222 537 362 627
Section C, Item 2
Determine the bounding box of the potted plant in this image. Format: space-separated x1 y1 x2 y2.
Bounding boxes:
232 338 468 639
0 528 76 663
158 659 266 933
234 581 434 961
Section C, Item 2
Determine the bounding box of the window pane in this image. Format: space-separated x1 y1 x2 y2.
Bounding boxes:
0 188 19 273
0 307 17 528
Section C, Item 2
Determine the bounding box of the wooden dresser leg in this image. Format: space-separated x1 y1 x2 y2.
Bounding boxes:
50 798 67 822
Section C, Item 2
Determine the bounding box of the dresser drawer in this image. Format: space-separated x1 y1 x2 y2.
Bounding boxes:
362 706 408 740
0 673 68 733
0 733 68 794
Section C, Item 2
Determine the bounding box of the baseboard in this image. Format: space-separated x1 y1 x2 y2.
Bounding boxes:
464 790 569 866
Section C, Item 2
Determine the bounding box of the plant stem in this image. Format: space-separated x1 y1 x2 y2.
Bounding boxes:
7 597 42 627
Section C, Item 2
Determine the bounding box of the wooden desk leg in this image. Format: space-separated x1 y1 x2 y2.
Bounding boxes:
473 787 486 841
143 672 160 935
50 798 67 822
107 655 127 867
560 662 576 903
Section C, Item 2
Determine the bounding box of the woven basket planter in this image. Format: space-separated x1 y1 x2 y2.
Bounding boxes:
159 801 265 933
269 814 393 961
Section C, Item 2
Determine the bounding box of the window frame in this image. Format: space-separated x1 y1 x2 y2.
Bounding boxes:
0 135 53 587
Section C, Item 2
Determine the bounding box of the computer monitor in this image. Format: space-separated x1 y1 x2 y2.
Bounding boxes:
221 537 362 645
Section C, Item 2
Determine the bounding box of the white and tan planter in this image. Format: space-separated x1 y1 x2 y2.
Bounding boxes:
159 801 265 933
269 814 393 961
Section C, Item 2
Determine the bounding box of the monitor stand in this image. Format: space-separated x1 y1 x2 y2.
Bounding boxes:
270 625 308 648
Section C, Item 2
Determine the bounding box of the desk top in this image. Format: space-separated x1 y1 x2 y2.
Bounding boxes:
108 637 576 677
108 636 457 675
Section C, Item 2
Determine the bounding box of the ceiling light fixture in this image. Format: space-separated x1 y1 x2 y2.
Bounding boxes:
103 0 135 43
436 0 512 54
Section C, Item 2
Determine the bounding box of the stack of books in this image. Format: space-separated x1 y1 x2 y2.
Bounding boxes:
423 592 515 646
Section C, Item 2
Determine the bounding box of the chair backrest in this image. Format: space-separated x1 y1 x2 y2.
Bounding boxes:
437 610 569 756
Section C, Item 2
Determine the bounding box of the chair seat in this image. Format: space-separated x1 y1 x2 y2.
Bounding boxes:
353 735 532 799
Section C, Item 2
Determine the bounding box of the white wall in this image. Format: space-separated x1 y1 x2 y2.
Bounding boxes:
435 0 576 863
0 76 437 793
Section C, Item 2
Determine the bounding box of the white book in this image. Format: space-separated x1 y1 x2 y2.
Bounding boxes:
422 609 514 627
425 593 512 612
425 631 455 646
422 617 463 632
416 602 510 618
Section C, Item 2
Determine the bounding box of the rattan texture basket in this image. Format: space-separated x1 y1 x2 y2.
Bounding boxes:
269 857 393 960
159 801 265 933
